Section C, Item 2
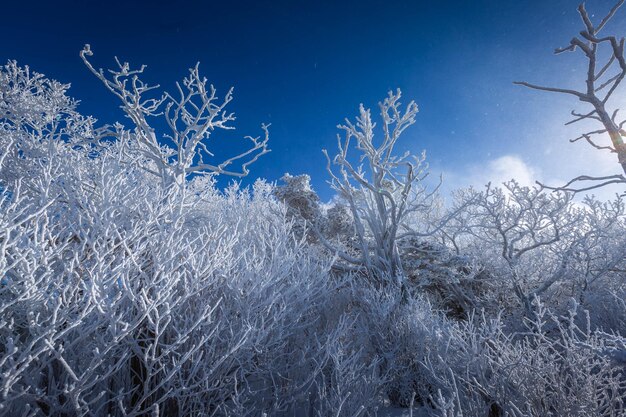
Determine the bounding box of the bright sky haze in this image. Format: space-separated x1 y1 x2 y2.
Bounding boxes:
2 0 625 199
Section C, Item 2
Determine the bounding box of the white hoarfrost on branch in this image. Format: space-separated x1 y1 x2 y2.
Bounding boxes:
318 89 468 286
80 45 269 187
442 180 625 318
1 30 625 416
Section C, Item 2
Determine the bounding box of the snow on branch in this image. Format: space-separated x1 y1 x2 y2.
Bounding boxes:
80 45 269 187
319 89 468 285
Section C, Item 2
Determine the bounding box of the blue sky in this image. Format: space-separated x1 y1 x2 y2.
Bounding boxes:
2 0 625 199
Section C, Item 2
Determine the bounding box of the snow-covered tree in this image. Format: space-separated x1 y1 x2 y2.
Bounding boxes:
318 90 466 289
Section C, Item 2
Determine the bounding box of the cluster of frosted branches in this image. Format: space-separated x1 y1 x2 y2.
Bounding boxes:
2 39 626 417
434 181 625 319
80 45 269 188
312 90 471 289
273 84 625 415
0 60 384 417
425 301 626 417
320 90 426 282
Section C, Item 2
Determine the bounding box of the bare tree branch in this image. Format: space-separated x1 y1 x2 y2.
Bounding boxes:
515 1 626 193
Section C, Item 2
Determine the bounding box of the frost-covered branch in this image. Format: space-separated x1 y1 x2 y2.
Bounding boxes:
80 45 269 187
320 89 446 284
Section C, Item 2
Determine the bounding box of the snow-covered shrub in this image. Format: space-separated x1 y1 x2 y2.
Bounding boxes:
0 60 364 417
439 181 625 325
570 197 626 331
426 300 626 417
304 314 387 417
333 280 455 409
399 238 493 320
320 90 441 283
273 173 323 241
323 202 355 243
444 181 580 314
0 155 332 416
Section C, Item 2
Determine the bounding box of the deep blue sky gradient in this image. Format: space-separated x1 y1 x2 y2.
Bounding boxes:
1 0 624 199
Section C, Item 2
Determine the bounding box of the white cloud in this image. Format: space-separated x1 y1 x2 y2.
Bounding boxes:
440 154 540 193
440 148 622 201
480 155 538 187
